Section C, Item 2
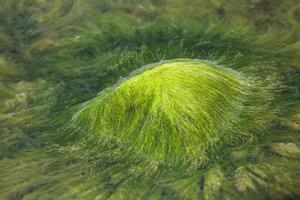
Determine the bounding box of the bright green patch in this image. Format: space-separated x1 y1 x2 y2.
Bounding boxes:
73 59 273 165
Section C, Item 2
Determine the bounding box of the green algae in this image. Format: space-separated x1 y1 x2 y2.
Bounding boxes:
0 0 299 199
73 59 275 166
0 57 21 81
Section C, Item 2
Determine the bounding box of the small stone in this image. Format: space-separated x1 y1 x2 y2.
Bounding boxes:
271 143 300 158
234 167 255 192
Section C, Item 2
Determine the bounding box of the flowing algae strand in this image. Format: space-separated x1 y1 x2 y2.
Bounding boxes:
73 59 273 166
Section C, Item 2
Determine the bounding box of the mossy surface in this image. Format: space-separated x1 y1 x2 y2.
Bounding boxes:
74 59 273 166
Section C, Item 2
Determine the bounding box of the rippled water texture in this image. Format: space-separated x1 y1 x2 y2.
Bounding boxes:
0 0 300 200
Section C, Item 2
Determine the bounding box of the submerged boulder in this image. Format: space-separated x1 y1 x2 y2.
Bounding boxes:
73 59 274 166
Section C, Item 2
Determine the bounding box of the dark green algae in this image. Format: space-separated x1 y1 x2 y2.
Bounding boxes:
0 0 300 199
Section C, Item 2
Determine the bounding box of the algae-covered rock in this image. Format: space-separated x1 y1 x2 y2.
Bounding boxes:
204 166 225 200
271 143 300 158
73 59 274 166
288 114 300 130
234 167 256 192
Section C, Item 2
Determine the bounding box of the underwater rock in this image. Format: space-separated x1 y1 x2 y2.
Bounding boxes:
271 143 300 158
73 59 274 166
234 167 256 192
204 166 225 200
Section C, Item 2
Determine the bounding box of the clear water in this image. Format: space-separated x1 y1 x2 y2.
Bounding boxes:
0 0 299 199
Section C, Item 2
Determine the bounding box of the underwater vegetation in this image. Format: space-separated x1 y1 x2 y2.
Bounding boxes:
73 59 275 167
0 0 300 200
